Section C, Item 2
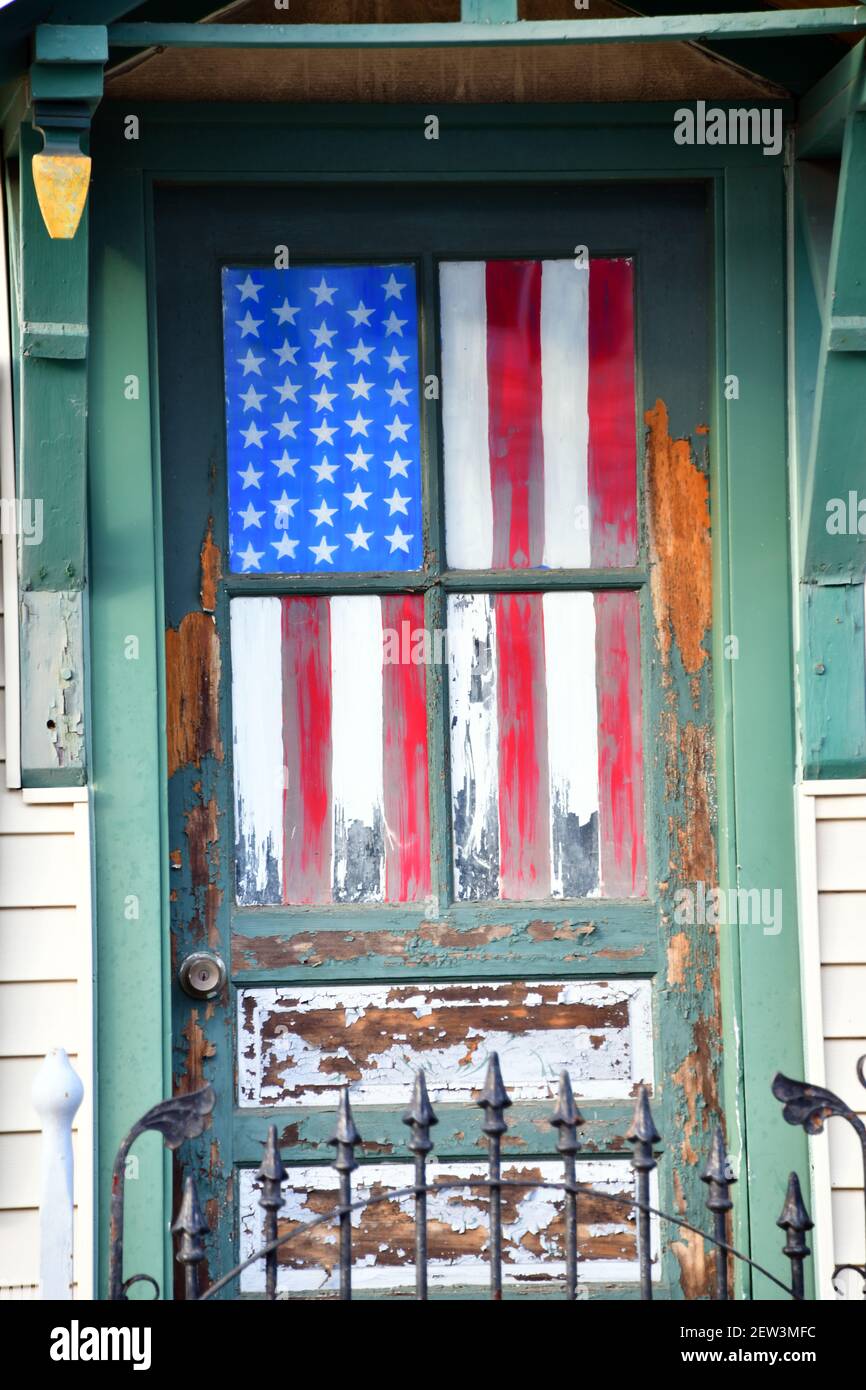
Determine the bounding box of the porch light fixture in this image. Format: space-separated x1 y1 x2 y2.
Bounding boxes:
31 102 91 240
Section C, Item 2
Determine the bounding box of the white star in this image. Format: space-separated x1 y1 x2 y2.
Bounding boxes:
236 310 263 338
385 487 409 516
347 339 375 365
346 445 372 471
309 535 338 565
310 498 337 528
385 451 411 478
272 533 299 560
382 272 406 300
311 420 339 447
272 451 299 477
237 541 264 570
239 384 265 412
240 421 267 448
237 347 264 376
347 300 375 327
310 319 338 348
348 374 373 400
385 524 413 554
345 410 372 437
383 310 407 337
311 457 339 484
274 378 302 403
311 351 337 379
271 491 299 525
275 414 299 439
386 416 411 442
273 339 300 366
344 482 371 510
239 500 264 529
238 461 263 489
237 274 263 302
309 276 337 306
346 523 373 551
272 298 300 325
311 384 337 413
386 381 411 407
385 346 409 373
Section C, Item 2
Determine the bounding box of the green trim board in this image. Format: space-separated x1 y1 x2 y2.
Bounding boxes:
86 103 808 1299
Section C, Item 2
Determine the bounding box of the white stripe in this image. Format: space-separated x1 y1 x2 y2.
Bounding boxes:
447 592 500 900
230 597 284 903
440 262 493 568
543 592 599 898
330 595 384 901
541 259 591 568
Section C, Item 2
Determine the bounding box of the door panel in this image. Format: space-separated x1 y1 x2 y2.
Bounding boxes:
156 181 716 1297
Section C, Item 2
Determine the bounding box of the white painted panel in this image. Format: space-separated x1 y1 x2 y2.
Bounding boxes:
543 591 599 898
816 819 866 891
828 1114 866 1190
815 796 866 820
541 259 590 568
237 979 653 1107
239 1159 657 1293
0 835 77 908
0 793 76 834
0 1131 80 1209
230 597 284 905
0 1211 39 1286
330 595 384 902
832 1190 866 1267
821 965 866 1038
440 262 492 569
448 592 499 901
0 909 78 982
824 1039 866 1100
0 983 80 1057
818 892 866 964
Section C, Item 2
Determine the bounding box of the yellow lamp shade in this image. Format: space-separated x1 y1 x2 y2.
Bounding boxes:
31 152 91 240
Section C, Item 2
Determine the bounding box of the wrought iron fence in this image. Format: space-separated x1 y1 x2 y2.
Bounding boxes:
108 1054 866 1301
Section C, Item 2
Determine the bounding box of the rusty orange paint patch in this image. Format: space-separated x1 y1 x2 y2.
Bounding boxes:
165 612 223 778
200 517 222 614
667 931 691 988
672 1227 712 1299
678 721 717 884
179 1009 216 1095
646 398 712 677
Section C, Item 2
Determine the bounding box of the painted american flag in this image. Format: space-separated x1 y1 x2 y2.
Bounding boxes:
222 264 423 574
439 257 637 569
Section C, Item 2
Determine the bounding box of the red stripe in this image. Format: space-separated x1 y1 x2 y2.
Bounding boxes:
486 260 545 570
495 592 550 899
381 595 431 902
594 590 646 896
281 596 332 905
588 259 638 567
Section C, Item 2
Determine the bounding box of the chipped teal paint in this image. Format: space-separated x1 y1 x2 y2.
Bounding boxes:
87 104 805 1299
461 0 518 22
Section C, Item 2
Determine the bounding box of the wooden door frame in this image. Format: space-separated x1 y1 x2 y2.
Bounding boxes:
88 100 805 1299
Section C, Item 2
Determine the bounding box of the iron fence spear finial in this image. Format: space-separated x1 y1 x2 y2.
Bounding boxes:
777 1172 813 1301
550 1071 585 1300
172 1174 209 1301
701 1124 735 1299
258 1124 287 1301
329 1087 361 1301
627 1084 660 1300
478 1053 512 1300
403 1069 438 1301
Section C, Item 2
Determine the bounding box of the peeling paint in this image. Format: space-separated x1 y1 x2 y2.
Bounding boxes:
199 516 222 614
165 611 223 778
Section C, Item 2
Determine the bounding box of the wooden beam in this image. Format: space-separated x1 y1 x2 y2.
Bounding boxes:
801 582 866 778
800 109 866 582
461 0 518 21
796 36 865 156
103 10 866 50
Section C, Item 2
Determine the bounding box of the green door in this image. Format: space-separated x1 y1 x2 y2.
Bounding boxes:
156 179 719 1297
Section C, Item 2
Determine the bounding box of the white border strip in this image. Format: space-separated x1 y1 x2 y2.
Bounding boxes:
0 155 21 788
